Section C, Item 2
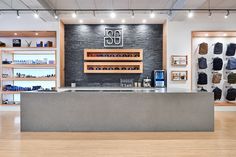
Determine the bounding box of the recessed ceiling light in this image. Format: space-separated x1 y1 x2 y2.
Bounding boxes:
72 11 77 18
142 19 146 23
14 33 17 36
205 33 209 36
33 11 39 18
223 33 227 36
79 19 83 23
121 19 126 23
150 12 155 18
100 19 104 23
110 12 116 18
35 32 39 36
187 10 194 18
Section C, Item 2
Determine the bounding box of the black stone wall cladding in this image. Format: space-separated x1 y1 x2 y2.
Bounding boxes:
65 24 163 86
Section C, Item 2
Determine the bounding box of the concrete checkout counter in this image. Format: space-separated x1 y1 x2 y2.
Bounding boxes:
21 87 214 132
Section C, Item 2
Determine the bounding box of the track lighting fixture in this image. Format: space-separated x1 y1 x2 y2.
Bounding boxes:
224 10 229 19
188 10 194 18
33 10 39 18
208 10 212 17
110 11 116 18
54 11 58 19
150 11 155 18
16 10 20 19
72 11 77 18
131 10 135 18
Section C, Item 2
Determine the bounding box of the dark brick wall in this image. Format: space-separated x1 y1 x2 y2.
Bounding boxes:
65 24 163 86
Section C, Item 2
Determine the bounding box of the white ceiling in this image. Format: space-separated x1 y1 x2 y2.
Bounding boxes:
0 0 236 24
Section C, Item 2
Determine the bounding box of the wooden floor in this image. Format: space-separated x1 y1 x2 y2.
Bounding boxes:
0 111 236 156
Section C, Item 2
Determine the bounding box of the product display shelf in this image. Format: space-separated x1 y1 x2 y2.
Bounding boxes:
2 64 56 69
192 31 236 106
2 77 56 81
0 47 57 51
84 49 143 61
84 62 143 73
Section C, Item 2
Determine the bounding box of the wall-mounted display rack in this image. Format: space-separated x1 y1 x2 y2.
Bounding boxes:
84 49 143 74
192 31 236 106
171 70 188 81
84 62 143 73
84 49 143 61
0 31 57 105
171 55 188 66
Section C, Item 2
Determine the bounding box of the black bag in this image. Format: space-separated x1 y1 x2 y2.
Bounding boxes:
226 57 236 70
213 87 222 100
198 72 208 85
228 73 236 84
226 88 236 101
214 42 223 54
226 43 236 56
213 57 223 71
198 57 207 69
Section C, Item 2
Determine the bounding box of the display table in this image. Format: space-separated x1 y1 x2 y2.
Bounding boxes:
21 88 214 132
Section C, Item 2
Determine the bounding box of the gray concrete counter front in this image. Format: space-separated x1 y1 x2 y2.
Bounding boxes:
21 89 214 132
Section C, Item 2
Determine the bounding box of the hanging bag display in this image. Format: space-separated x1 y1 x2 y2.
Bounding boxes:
226 43 236 56
213 87 222 100
212 72 222 84
197 72 208 85
213 42 223 54
213 57 223 71
226 57 236 70
199 42 208 55
198 57 207 69
226 88 236 101
228 73 236 84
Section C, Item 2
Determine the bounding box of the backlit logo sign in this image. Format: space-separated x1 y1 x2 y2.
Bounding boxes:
104 28 123 47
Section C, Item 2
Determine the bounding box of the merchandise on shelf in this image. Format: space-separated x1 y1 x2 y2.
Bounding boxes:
198 57 207 69
213 42 223 54
226 88 236 101
226 57 236 70
197 72 208 85
12 39 21 47
213 87 222 101
213 57 223 71
15 73 55 78
228 73 236 84
2 85 55 92
226 43 236 56
0 41 6 47
199 42 208 54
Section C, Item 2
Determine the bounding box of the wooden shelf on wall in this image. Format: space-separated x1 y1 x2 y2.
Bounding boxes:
0 31 56 37
192 31 236 37
84 62 143 73
84 49 143 61
2 77 56 81
2 64 56 69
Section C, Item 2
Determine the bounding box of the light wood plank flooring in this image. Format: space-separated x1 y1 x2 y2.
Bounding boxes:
0 111 236 157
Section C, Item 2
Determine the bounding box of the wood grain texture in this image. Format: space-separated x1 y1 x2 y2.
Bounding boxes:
0 111 236 156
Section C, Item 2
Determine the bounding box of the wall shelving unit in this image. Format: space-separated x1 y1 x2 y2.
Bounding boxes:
84 49 143 74
0 31 57 105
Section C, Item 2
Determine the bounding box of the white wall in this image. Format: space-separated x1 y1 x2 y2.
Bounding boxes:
167 17 236 90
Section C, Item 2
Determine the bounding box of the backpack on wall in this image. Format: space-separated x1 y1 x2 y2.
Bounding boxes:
213 87 222 100
226 88 236 101
198 72 208 85
199 42 208 55
198 57 207 69
228 73 236 84
226 43 236 56
213 57 223 71
226 57 236 70
214 42 223 54
212 72 222 84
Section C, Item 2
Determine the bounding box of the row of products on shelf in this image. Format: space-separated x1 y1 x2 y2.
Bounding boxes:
2 73 55 78
87 53 140 57
120 77 152 88
198 57 236 70
200 87 236 101
87 66 140 71
3 84 55 91
2 59 55 65
197 72 236 85
0 40 53 47
199 42 236 55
